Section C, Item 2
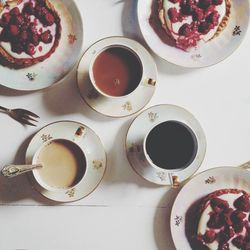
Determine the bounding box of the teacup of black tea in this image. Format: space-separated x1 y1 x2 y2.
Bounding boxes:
89 44 156 98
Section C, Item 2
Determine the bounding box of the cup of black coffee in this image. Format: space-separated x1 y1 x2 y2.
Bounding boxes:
144 121 198 171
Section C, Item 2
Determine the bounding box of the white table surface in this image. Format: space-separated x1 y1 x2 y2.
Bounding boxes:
0 0 250 249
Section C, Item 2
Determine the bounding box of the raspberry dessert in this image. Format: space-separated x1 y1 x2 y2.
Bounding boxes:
190 189 250 250
156 0 231 51
0 0 61 68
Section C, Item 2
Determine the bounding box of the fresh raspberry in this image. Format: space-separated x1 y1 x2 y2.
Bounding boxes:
198 0 212 9
26 43 36 56
11 42 24 54
231 210 247 223
19 31 29 43
29 23 38 34
10 7 20 16
42 12 55 26
0 28 9 42
232 220 244 233
13 14 25 26
40 30 53 43
218 243 230 250
207 213 224 229
206 11 220 26
213 0 223 5
211 198 229 211
192 8 204 21
35 5 43 17
178 23 192 36
168 8 179 23
31 33 40 46
219 226 235 243
180 0 195 15
203 230 216 243
234 194 250 212
2 13 12 25
232 236 244 249
198 21 210 34
9 24 19 36
22 2 35 14
223 208 234 226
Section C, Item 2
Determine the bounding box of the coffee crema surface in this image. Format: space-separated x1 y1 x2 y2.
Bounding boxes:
145 121 198 170
92 47 142 97
36 139 86 189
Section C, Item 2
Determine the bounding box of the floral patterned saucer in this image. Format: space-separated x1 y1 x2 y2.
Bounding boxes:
77 36 157 118
126 104 206 185
170 165 250 250
137 0 249 67
0 0 83 91
25 121 106 202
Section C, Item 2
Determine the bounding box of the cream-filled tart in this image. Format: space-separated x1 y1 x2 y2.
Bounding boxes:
0 0 61 69
157 0 231 51
190 189 250 250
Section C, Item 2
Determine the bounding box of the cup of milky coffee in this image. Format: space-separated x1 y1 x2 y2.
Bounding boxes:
32 138 86 191
89 44 155 98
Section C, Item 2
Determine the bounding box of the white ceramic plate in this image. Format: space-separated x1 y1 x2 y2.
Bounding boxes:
77 36 157 118
25 121 106 202
0 0 83 91
137 0 250 67
170 166 250 250
126 104 206 185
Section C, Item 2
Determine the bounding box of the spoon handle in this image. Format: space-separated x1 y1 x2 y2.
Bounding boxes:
1 164 43 178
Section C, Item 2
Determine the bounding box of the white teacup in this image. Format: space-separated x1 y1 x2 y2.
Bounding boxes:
126 104 207 187
88 44 156 98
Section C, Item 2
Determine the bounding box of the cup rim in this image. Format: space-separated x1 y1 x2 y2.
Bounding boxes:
32 138 87 192
88 44 144 99
142 120 199 173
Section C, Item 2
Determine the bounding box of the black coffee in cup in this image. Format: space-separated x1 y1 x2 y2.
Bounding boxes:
145 121 198 170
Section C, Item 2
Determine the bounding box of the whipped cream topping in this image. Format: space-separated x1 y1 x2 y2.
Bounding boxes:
197 192 250 250
0 0 57 59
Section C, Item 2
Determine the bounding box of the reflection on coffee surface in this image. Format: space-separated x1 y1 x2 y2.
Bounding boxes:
92 47 142 97
36 139 86 189
145 121 198 170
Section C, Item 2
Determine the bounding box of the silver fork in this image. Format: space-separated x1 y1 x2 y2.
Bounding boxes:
0 106 40 126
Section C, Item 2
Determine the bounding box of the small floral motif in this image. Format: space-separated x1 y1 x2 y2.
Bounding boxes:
148 112 158 122
92 160 103 170
26 72 37 81
68 34 77 45
122 101 133 112
157 171 167 182
87 88 99 100
233 26 241 36
205 176 216 184
174 215 183 226
66 188 75 198
191 54 202 61
41 134 53 142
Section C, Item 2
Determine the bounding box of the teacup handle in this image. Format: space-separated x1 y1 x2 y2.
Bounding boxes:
238 161 250 170
170 174 180 188
1 164 43 178
144 78 156 87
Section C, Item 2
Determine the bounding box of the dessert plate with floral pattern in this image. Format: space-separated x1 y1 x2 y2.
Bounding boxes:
26 121 106 202
170 165 250 250
0 0 83 91
137 0 249 67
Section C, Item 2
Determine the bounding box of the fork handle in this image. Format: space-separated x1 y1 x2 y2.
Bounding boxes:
0 106 9 112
